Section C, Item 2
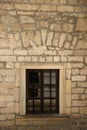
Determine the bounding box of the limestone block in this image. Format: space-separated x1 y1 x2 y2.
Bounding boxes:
72 69 80 75
72 107 79 113
0 115 7 121
76 40 87 49
32 56 39 62
0 49 13 55
22 23 35 31
58 50 73 55
6 62 14 69
0 24 6 32
71 36 78 49
60 0 66 4
66 108 71 114
72 101 87 107
40 5 56 11
28 46 47 55
80 69 87 75
72 76 86 81
46 32 53 46
72 94 79 100
67 0 78 4
50 24 62 32
39 56 46 62
7 114 15 120
61 56 67 62
72 88 84 94
45 0 59 4
21 32 29 48
0 56 16 62
63 23 74 32
68 56 83 62
52 33 60 46
0 69 15 82
41 29 47 45
74 50 87 55
34 31 41 46
54 56 60 62
15 103 20 114
57 5 74 12
72 82 76 88
1 4 14 10
72 63 83 68
76 18 87 31
18 56 25 62
0 39 9 48
1 15 20 32
0 95 14 102
85 88 87 94
14 49 27 55
80 107 87 114
24 56 32 62
0 102 6 107
31 0 44 3
8 33 22 49
0 63 5 69
66 69 71 79
66 94 71 107
66 80 71 93
15 4 39 11
20 16 35 24
64 41 71 49
37 21 48 29
46 56 53 62
59 33 67 47
77 82 87 87
15 88 20 102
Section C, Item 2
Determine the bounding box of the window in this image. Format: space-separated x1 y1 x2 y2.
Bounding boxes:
26 69 59 114
20 64 65 115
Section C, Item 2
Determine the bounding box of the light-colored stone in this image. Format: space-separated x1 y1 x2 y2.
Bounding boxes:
72 69 80 75
76 18 87 31
68 56 83 62
41 29 47 45
59 33 67 47
76 40 87 49
47 32 53 46
57 5 74 12
80 68 87 75
72 76 86 81
63 23 74 32
66 80 71 93
72 88 84 94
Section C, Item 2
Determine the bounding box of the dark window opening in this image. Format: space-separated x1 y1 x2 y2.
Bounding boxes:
26 69 59 114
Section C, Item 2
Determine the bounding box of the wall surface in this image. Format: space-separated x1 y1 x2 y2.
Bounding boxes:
0 0 87 128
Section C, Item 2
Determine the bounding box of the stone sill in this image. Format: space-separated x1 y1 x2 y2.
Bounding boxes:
16 114 70 120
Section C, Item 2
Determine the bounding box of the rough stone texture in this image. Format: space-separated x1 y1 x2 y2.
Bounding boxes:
0 0 87 129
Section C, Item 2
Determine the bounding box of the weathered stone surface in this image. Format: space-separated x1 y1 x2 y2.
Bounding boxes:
76 18 87 31
76 40 87 49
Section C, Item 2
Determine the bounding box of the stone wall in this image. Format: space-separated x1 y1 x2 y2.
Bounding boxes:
0 0 87 126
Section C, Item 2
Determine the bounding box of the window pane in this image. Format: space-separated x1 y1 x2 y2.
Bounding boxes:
44 72 50 76
51 77 56 84
51 72 56 76
44 91 50 97
44 77 50 84
51 92 56 97
34 100 40 107
29 72 40 84
44 100 50 107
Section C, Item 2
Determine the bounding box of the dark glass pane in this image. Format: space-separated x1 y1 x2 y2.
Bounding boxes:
28 88 38 97
29 72 39 84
